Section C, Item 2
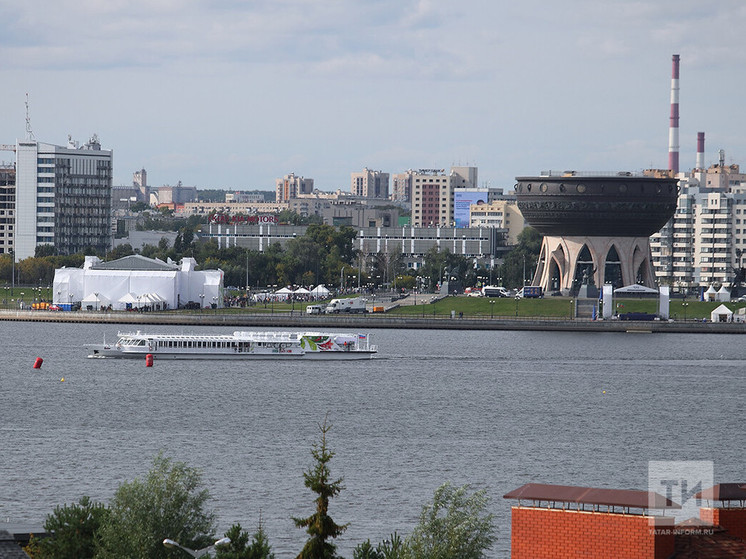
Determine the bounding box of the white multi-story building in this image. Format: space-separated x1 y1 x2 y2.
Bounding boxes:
351 168 389 198
468 200 524 244
650 158 746 290
276 173 314 202
15 135 112 259
391 170 413 202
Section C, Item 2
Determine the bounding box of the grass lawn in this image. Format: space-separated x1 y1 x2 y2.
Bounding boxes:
387 295 746 320
120 294 745 321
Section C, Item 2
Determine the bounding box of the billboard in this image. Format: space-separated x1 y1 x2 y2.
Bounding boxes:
454 189 489 228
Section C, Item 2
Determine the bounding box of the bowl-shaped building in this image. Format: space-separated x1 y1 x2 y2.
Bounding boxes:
515 173 678 295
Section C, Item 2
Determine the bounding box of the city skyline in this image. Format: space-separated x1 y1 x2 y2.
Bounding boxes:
2 1 745 190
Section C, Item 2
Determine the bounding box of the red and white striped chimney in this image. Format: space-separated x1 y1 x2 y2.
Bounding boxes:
668 54 680 175
696 132 705 170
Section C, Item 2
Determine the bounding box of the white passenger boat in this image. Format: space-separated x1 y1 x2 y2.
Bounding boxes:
87 330 377 360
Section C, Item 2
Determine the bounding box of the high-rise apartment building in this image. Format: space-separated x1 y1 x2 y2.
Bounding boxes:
133 168 149 202
350 168 389 198
275 173 314 202
650 158 746 289
392 170 413 203
410 166 478 227
0 164 15 254
15 135 112 259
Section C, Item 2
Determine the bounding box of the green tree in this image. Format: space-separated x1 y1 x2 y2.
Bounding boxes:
352 533 404 559
293 416 348 559
130 201 150 212
499 226 542 288
95 452 217 559
29 496 109 559
215 521 275 559
34 244 57 257
404 482 495 559
106 243 136 260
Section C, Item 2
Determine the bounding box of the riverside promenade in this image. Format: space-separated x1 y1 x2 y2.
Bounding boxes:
0 308 743 334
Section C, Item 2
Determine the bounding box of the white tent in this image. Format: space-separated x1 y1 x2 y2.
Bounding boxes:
310 285 330 298
294 287 311 295
705 285 718 301
717 285 731 302
614 284 659 294
53 255 224 310
116 292 139 310
275 287 294 295
81 292 111 310
710 304 733 323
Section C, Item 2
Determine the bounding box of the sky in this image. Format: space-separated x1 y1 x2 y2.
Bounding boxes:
2 0 745 192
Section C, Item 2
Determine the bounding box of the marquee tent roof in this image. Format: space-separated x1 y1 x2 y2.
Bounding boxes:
310 285 330 296
90 254 177 271
82 292 111 306
711 304 733 322
614 284 659 294
118 293 139 304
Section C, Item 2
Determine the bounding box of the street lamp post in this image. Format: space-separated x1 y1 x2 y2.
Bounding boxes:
199 293 204 311
163 537 230 558
514 295 519 318
569 299 574 320
245 249 249 292
682 299 689 321
490 299 495 319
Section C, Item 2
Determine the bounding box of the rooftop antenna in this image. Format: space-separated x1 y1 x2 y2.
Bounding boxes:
25 92 35 141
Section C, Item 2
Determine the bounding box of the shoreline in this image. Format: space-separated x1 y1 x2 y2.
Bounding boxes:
0 309 743 334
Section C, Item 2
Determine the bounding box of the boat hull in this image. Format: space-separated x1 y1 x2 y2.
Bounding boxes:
86 346 376 360
86 330 378 360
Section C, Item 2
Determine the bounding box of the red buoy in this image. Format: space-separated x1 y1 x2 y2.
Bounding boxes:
145 354 154 367
33 357 43 369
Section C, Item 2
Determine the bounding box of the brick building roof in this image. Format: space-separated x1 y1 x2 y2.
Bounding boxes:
504 482 679 510
695 483 746 503
674 530 746 558
0 531 30 559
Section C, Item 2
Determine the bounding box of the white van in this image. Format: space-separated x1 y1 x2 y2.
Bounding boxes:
306 304 325 315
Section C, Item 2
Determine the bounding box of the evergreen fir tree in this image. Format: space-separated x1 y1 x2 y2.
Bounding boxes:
293 415 348 559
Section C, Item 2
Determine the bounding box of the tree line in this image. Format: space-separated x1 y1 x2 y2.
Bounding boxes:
1 224 542 292
24 418 495 559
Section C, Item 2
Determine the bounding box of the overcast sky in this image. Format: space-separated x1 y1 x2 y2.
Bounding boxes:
2 0 745 191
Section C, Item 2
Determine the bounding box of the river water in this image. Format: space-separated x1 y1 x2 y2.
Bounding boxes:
1 321 744 557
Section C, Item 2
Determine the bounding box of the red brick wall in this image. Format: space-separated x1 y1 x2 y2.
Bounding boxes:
511 506 675 559
701 507 746 541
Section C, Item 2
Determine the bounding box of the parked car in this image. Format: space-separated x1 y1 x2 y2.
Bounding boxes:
47 304 62 311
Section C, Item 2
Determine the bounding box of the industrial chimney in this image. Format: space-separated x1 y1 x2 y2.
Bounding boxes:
668 54 680 175
696 132 705 170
